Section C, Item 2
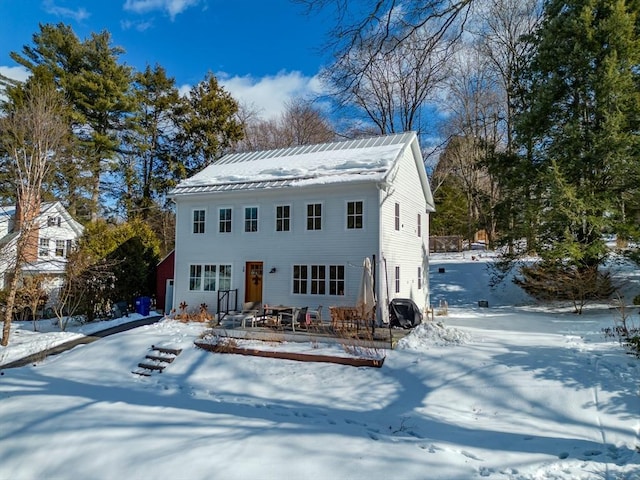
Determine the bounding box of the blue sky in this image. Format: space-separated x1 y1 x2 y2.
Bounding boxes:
0 0 335 118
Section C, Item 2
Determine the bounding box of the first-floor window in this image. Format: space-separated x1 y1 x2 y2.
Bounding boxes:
311 265 326 294
219 265 232 290
190 265 202 290
204 265 217 291
418 266 422 289
293 265 308 294
329 265 345 296
190 264 232 291
39 238 49 257
395 266 400 293
55 239 66 257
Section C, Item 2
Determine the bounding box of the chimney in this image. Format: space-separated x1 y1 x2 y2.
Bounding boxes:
14 193 41 263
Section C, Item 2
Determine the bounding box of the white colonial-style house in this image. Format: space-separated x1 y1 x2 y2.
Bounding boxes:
168 131 435 323
0 201 84 304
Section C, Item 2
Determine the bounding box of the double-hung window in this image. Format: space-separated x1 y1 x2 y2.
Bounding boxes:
307 203 322 230
395 266 400 293
329 265 345 296
394 203 400 231
293 265 308 294
244 207 258 232
311 265 326 294
347 201 363 229
190 264 232 291
276 205 290 232
417 213 422 237
219 208 232 233
39 238 49 257
193 209 205 234
190 265 202 290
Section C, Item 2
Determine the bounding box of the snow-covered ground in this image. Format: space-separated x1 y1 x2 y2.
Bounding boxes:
0 252 639 480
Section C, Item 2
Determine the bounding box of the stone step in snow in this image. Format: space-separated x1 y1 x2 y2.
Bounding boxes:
131 345 183 376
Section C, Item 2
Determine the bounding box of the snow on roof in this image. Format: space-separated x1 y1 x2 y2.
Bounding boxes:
170 132 417 196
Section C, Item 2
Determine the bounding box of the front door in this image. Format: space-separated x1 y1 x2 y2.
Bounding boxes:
245 262 263 303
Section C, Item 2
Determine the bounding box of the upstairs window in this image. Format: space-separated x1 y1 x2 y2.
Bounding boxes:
276 205 290 232
417 213 422 237
395 266 400 293
395 203 400 231
347 201 363 229
47 216 61 227
219 208 232 233
307 203 322 230
244 207 258 232
418 266 422 289
193 209 205 234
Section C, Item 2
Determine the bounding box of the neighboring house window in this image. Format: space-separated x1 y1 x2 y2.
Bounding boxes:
307 203 322 230
311 265 326 294
39 238 49 257
204 265 217 291
47 216 61 227
293 265 308 294
329 265 345 296
276 205 290 232
417 213 422 237
347 201 363 229
189 265 202 290
244 207 258 232
418 267 422 289
55 240 66 257
395 266 400 293
395 203 400 231
193 209 205 234
219 208 232 233
190 264 232 291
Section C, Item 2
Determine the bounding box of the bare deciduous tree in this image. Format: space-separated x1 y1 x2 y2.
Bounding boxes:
235 98 335 152
0 82 67 346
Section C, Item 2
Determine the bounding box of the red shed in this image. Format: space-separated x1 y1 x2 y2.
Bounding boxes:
156 250 174 314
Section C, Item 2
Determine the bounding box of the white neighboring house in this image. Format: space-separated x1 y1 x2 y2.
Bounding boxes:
168 131 435 322
0 201 84 305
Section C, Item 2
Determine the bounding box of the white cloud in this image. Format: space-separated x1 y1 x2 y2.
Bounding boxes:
43 0 90 22
123 0 200 20
120 19 154 32
0 66 30 84
217 71 326 119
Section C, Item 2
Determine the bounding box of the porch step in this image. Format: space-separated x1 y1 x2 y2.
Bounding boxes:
131 345 183 376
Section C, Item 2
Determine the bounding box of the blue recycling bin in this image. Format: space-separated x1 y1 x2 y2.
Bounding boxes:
135 296 151 316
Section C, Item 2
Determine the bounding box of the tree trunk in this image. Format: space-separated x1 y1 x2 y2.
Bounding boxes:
1 266 21 346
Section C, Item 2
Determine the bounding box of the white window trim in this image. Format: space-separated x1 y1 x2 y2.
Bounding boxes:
275 204 292 232
218 206 233 234
346 199 365 231
243 205 259 233
192 208 206 235
305 201 324 231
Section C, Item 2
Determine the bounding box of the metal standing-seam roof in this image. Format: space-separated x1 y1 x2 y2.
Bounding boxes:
169 131 418 197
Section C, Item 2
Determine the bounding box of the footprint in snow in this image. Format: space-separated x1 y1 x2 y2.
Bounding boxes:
461 450 483 461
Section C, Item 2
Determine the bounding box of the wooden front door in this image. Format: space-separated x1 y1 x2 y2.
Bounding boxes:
245 262 263 303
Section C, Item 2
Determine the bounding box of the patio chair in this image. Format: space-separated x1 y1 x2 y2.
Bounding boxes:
307 305 323 331
225 301 261 328
279 306 308 332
